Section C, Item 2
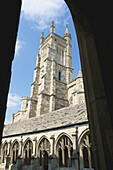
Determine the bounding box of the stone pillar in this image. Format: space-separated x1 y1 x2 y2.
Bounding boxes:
18 139 23 157
7 140 11 156
32 137 37 157
49 135 57 170
50 135 55 155
71 126 80 170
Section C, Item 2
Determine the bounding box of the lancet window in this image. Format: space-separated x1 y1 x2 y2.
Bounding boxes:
12 141 19 164
56 135 73 167
2 142 8 163
38 138 50 170
24 140 33 165
80 132 95 169
58 72 61 81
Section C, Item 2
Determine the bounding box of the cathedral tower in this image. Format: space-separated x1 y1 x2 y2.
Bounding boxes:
26 21 74 117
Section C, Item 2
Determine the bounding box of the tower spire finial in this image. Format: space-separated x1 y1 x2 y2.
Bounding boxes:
50 21 55 33
65 24 69 34
40 32 44 44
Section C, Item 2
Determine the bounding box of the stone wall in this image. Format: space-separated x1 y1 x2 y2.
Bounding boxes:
40 94 50 115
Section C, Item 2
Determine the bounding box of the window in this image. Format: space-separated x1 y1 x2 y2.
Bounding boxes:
24 140 33 165
12 141 19 164
56 135 73 167
58 72 61 81
80 133 95 169
38 138 50 169
2 142 8 163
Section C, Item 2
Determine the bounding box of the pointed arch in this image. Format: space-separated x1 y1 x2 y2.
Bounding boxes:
37 135 50 169
55 132 73 152
37 135 51 156
12 140 19 164
55 132 73 167
79 128 95 169
2 141 8 163
23 137 33 148
23 138 33 165
78 128 90 146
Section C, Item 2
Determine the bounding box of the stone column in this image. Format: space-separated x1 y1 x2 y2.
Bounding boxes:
49 135 57 170
18 139 23 157
7 140 11 156
50 135 55 155
32 137 37 157
71 126 80 170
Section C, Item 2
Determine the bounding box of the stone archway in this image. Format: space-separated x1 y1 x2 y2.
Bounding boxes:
2 142 8 163
0 1 113 170
23 139 33 165
64 1 113 170
12 141 19 164
55 133 73 167
38 137 51 170
79 130 95 170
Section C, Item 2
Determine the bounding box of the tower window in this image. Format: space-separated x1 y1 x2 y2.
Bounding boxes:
58 72 61 81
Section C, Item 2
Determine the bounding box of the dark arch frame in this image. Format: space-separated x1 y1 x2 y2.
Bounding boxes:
0 1 113 170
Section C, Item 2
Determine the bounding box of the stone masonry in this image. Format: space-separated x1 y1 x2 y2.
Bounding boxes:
12 21 85 123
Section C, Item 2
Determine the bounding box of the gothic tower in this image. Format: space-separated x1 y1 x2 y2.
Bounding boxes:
22 21 74 118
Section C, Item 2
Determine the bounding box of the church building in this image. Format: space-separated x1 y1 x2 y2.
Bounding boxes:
0 22 94 170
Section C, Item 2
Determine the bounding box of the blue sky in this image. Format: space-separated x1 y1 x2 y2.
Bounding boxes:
5 0 81 124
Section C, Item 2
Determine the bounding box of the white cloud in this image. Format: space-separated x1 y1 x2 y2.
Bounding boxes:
15 40 24 56
7 93 21 108
21 0 68 30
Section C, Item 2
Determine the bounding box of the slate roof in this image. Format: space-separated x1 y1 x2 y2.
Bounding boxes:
3 104 88 137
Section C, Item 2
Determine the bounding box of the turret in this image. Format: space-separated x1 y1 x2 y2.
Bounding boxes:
64 25 73 84
40 32 44 44
50 21 55 33
63 25 72 67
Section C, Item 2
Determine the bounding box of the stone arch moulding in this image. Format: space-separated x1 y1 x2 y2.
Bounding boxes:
54 132 73 154
23 137 33 149
2 140 8 149
37 135 51 156
78 128 90 146
12 139 19 147
37 135 50 147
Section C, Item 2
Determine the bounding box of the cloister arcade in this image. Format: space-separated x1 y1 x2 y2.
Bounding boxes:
0 129 94 170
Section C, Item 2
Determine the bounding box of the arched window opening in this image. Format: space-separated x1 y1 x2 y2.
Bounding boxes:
58 72 61 81
40 150 42 166
56 135 73 167
64 146 68 167
58 148 63 167
44 150 48 170
83 146 89 168
2 142 8 163
24 140 33 165
80 132 95 169
38 138 50 169
12 141 19 164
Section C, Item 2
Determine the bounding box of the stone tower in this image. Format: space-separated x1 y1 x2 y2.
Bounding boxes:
27 21 73 118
